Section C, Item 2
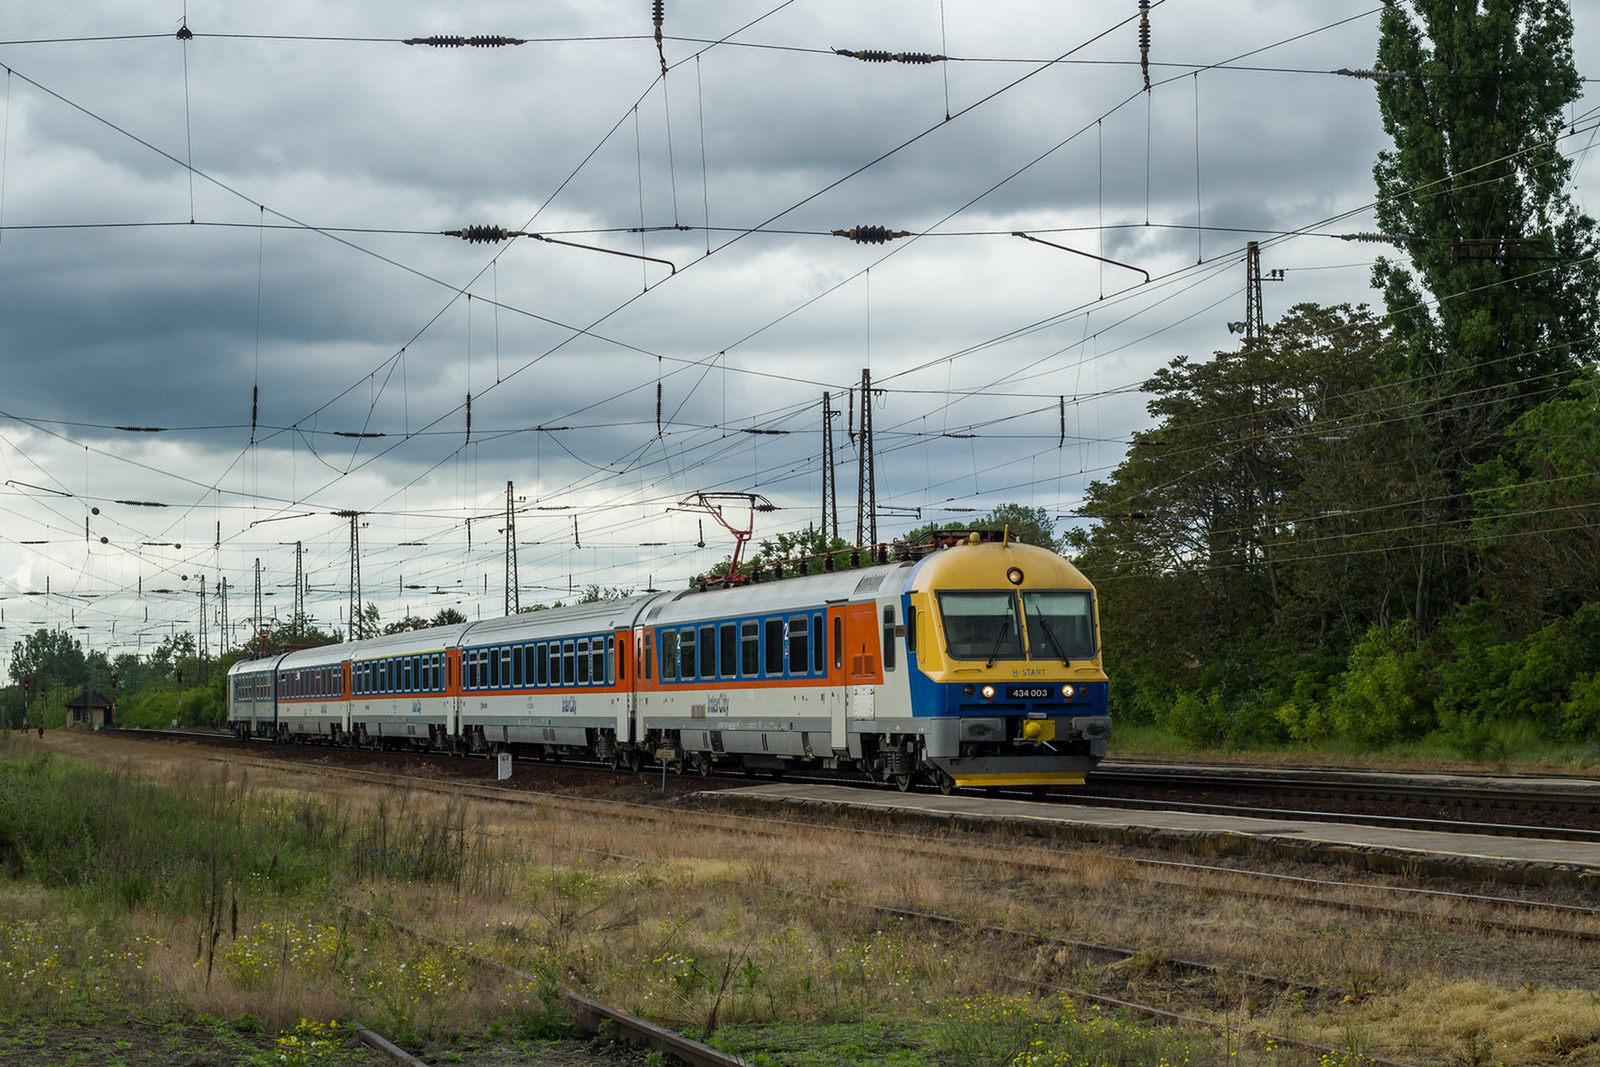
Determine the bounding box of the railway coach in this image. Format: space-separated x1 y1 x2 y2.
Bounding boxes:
227 532 1111 791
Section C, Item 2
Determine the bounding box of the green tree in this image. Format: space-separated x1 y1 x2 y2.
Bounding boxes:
8 628 87 695
906 504 1058 550
1372 0 1598 398
1470 372 1600 618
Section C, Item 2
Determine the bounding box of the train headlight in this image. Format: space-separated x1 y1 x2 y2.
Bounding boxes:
1060 684 1075 698
1006 567 1025 585
962 684 976 698
980 684 996 700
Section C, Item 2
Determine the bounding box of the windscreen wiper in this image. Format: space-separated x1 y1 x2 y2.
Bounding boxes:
984 617 1012 668
1037 617 1072 665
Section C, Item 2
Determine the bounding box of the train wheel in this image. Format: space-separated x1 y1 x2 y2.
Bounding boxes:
697 757 712 777
894 773 913 792
608 751 622 771
626 749 644 773
670 758 686 776
937 773 956 796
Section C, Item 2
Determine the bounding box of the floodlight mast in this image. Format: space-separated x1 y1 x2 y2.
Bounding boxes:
677 492 776 583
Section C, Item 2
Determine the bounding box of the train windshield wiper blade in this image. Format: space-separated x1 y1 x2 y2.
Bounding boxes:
984 617 1012 668
1037 617 1071 665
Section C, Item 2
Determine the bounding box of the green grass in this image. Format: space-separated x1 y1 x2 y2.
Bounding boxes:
0 743 335 914
705 995 1212 1066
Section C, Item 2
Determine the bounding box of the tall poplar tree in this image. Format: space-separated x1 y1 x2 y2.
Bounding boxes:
1372 0 1598 407
1370 0 1598 631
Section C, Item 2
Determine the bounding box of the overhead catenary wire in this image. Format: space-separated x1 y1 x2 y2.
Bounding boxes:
0 2 1580 652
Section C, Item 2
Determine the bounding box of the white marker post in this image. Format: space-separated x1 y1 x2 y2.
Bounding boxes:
497 751 512 781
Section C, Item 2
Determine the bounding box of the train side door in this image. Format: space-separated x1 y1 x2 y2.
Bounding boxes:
839 603 883 745
629 626 645 744
446 648 461 735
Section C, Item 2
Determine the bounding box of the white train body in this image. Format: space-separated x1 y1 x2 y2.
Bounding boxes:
227 538 1111 789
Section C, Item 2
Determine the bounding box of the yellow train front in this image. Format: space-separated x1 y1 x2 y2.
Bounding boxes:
899 532 1110 792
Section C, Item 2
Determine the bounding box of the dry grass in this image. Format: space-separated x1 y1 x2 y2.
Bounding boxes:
23 730 1600 1065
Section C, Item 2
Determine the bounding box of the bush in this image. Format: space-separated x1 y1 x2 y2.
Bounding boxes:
1326 625 1433 745
1561 673 1600 742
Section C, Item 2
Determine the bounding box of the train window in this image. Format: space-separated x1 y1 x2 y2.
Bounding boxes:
765 619 784 675
814 613 826 673
833 615 843 670
577 639 591 684
789 616 809 675
488 648 500 689
740 621 759 677
644 632 654 681
1021 590 1097 660
564 641 577 687
400 658 410 692
659 631 677 681
535 644 547 686
699 625 717 680
602 637 613 684
937 591 1024 661
882 606 896 672
720 623 737 679
906 605 917 654
679 629 696 680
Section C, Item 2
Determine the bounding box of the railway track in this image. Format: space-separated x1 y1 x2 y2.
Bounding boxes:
137 726 1600 836
59 729 1600 1065
1094 765 1600 813
114 727 1600 940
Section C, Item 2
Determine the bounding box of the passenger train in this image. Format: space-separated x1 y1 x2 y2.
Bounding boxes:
227 532 1111 791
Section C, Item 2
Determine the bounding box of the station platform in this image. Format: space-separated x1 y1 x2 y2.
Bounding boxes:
709 782 1600 889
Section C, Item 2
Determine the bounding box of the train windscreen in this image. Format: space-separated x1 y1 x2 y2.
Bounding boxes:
1021 590 1096 661
937 592 1024 660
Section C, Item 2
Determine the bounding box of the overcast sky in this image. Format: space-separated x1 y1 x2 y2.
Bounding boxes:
2 2 1598 669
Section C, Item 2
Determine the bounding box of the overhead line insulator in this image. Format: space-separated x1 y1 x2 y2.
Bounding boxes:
653 0 668 77
444 224 526 243
1333 68 1402 81
1138 1 1151 91
833 48 946 65
403 35 527 48
832 225 913 245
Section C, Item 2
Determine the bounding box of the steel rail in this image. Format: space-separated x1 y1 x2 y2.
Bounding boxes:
348 908 752 1067
1052 790 1600 842
351 1024 430 1066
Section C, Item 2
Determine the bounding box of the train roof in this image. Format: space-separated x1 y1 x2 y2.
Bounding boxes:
645 560 916 626
457 593 663 644
905 539 1095 592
